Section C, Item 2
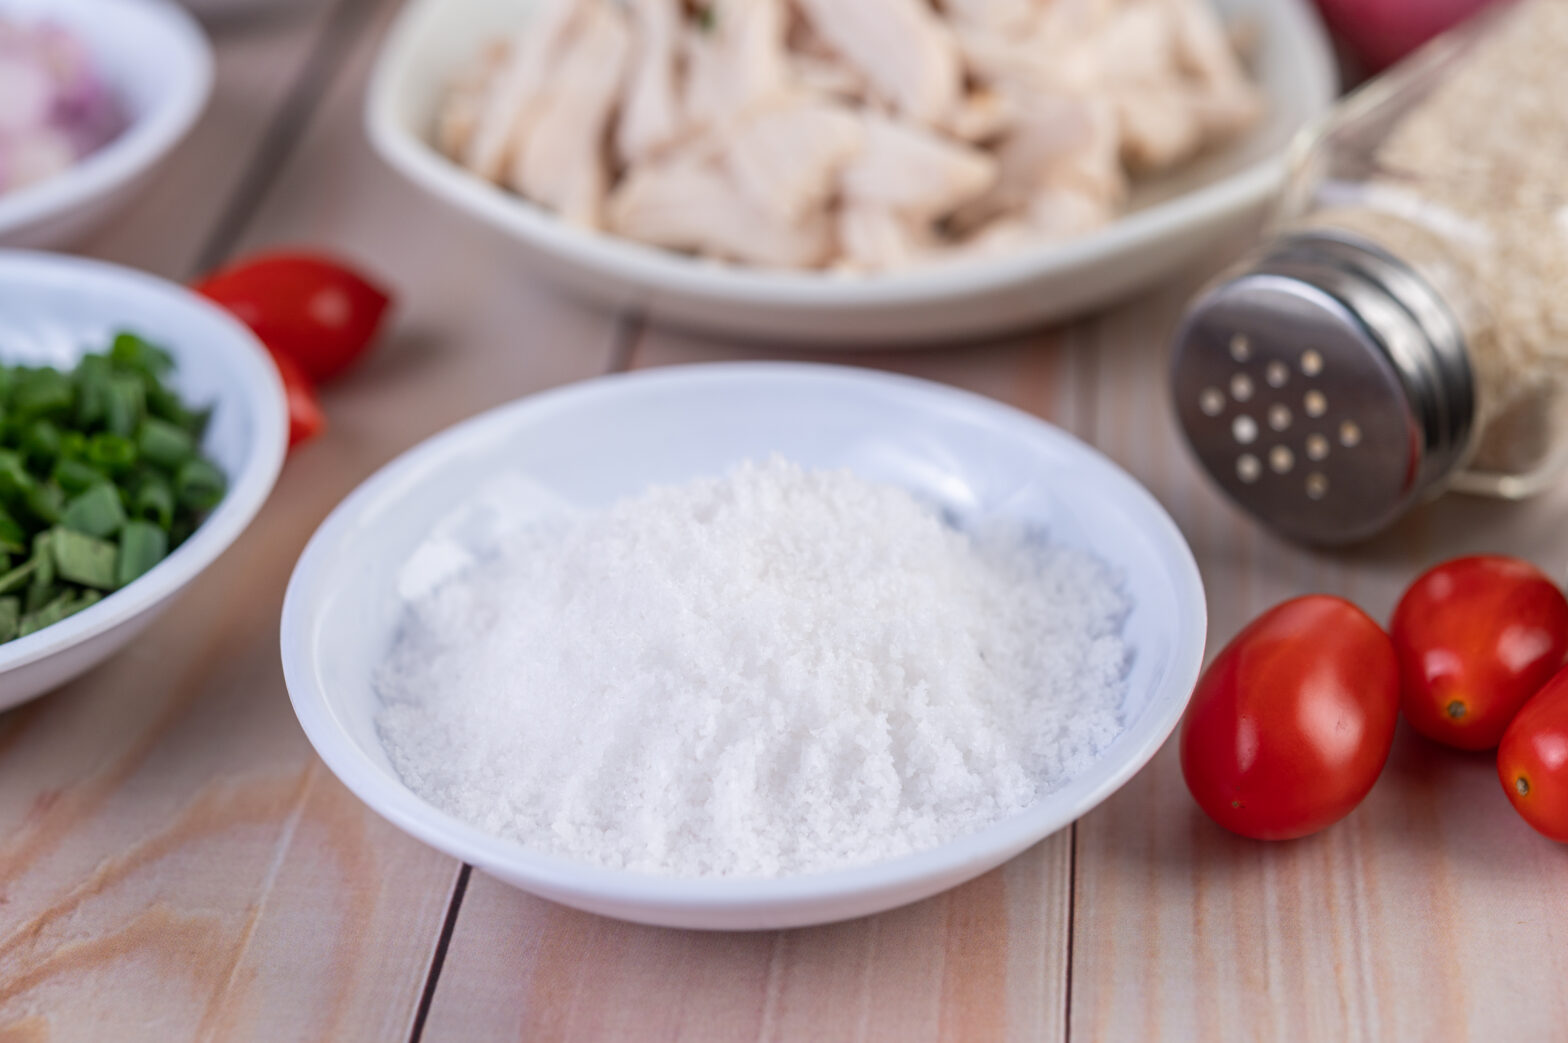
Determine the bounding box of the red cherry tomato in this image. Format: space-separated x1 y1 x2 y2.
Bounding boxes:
1498 665 1568 843
1390 556 1568 751
1181 595 1400 840
269 348 326 449
1313 0 1499 70
195 252 393 384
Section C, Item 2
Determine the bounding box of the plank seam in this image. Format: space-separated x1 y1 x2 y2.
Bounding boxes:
187 0 381 278
408 862 473 1043
1063 822 1078 1043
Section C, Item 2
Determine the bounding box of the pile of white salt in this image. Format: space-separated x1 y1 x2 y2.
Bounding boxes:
376 458 1129 877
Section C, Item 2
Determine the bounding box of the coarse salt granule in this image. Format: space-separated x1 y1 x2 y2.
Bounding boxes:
376 458 1130 878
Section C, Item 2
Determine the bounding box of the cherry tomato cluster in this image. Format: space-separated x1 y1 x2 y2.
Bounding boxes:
193 252 394 450
1181 556 1568 844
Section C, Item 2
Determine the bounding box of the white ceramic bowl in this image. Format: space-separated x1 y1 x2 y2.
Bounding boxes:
367 0 1336 345
0 252 287 707
0 0 213 249
281 363 1207 929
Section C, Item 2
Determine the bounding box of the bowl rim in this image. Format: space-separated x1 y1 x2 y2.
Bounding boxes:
0 0 215 239
0 250 288 675
364 0 1337 309
280 362 1208 924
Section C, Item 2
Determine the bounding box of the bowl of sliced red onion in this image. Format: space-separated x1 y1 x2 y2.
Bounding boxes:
0 0 212 249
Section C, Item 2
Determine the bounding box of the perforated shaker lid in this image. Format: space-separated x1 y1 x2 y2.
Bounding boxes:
1170 231 1475 545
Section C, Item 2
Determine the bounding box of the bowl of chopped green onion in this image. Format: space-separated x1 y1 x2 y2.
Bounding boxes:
0 251 287 706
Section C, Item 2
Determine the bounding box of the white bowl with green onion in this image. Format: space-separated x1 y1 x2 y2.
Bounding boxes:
0 251 287 707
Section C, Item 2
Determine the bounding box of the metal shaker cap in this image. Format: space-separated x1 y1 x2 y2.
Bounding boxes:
1170 230 1475 545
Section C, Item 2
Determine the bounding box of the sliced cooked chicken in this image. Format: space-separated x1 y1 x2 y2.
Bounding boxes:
793 0 962 124
952 93 1121 231
837 205 933 271
953 22 1087 96
462 0 582 182
725 99 864 222
508 1 632 227
788 51 868 99
684 0 789 131
943 215 1036 261
1028 187 1114 238
446 0 1263 273
1170 0 1252 88
940 0 1039 33
609 152 834 266
1092 2 1180 86
1186 83 1264 142
841 115 997 222
616 0 685 165
437 41 508 159
956 0 1137 96
1078 1 1261 171
1168 0 1264 139
947 89 1015 143
1115 86 1203 170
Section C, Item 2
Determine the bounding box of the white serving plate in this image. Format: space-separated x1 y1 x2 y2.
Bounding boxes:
0 0 213 249
366 0 1337 345
281 363 1207 930
0 252 287 707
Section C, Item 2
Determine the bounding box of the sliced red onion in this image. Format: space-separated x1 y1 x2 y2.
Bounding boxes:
0 18 127 197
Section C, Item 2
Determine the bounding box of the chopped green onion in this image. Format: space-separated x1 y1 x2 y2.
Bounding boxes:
86 433 137 474
0 507 25 554
137 417 195 470
133 475 175 530
23 482 61 526
51 527 118 590
21 420 60 470
0 559 35 596
175 458 226 512
110 333 175 378
29 530 54 589
117 521 168 587
0 596 18 642
0 450 33 502
52 458 107 496
0 338 223 644
61 483 126 539
104 376 145 439
11 368 73 419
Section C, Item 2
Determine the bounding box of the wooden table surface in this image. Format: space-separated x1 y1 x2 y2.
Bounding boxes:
4 1 1567 1039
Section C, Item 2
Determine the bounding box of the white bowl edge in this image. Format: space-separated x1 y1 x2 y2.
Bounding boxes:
281 363 1208 930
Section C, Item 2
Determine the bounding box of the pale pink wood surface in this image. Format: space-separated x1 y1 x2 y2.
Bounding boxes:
3 0 1567 1039
0 0 616 1037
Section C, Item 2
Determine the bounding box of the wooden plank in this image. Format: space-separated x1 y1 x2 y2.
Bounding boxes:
0 0 624 1037
1068 261 1568 1041
418 324 1097 1042
80 3 342 280
423 841 1070 1043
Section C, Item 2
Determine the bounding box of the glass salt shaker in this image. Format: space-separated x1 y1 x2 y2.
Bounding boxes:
1169 0 1568 545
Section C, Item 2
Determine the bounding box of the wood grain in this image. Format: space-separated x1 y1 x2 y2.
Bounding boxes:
422 842 1071 1043
0 0 622 1037
82 2 342 281
4 0 1567 1037
1068 270 1568 1042
417 325 1101 1043
425 234 1568 1043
